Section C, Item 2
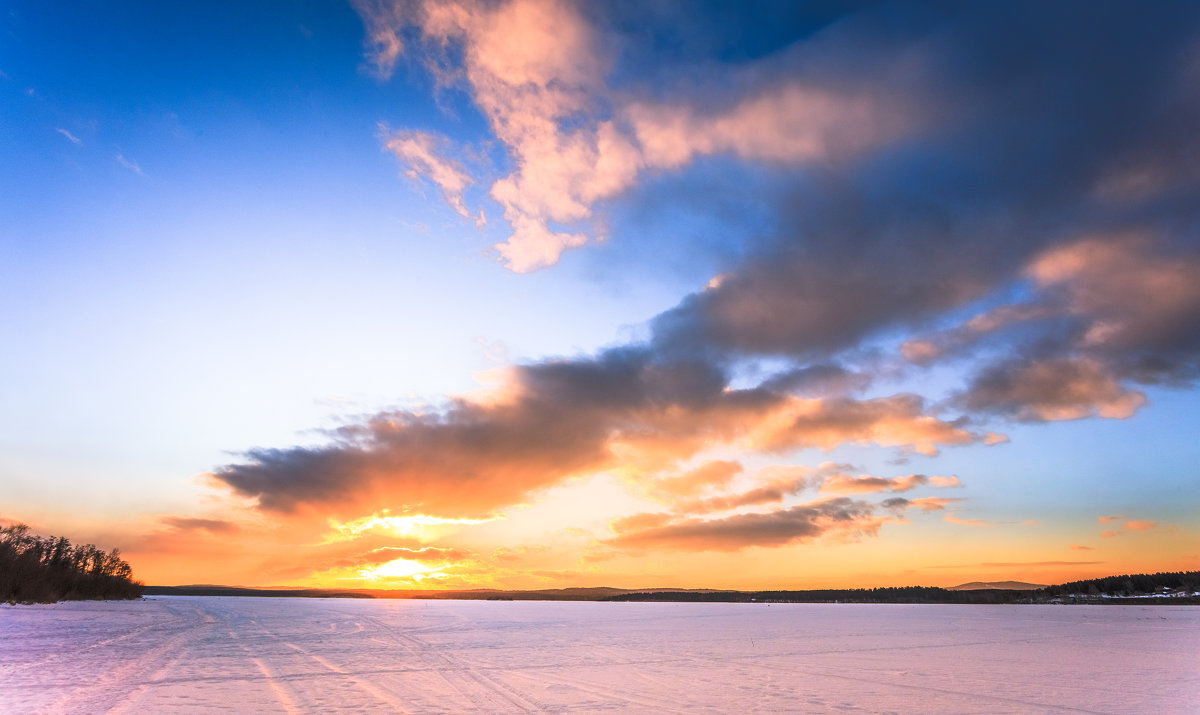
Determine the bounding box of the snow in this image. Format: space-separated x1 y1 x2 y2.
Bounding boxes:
2 596 1198 713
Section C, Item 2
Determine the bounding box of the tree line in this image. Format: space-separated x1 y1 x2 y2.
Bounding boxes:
605 586 1030 604
1037 571 1200 598
607 573 1200 604
1 523 143 603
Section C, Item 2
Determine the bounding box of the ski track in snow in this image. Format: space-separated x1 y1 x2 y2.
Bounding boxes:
2 597 1198 713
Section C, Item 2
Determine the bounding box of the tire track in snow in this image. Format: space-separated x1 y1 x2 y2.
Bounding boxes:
225 622 303 714
233 613 413 712
41 603 207 713
357 612 547 713
281 641 413 712
0 620 157 676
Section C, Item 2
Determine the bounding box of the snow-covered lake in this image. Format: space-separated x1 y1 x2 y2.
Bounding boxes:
2 596 1197 713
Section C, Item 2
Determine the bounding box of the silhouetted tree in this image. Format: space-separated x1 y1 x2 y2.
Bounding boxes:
1 523 142 603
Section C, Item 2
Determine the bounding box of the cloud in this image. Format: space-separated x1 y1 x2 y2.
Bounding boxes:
928 233 1200 422
943 514 1037 527
1026 235 1200 384
607 497 882 551
881 497 963 514
674 470 812 516
928 476 961 488
1070 545 1094 551
353 0 927 272
160 517 239 534
945 515 992 527
214 345 986 519
206 2 1200 559
820 473 957 494
960 357 1147 422
382 128 476 218
115 154 142 175
56 128 82 145
1101 518 1160 538
325 545 468 570
646 460 743 500
901 303 1052 366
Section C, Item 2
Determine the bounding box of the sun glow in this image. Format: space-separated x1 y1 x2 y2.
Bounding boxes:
358 557 439 581
326 512 500 543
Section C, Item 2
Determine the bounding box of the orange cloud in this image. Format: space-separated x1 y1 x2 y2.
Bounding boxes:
647 460 743 500
214 350 986 521
1098 518 1159 538
382 128 477 220
820 473 957 494
945 515 991 527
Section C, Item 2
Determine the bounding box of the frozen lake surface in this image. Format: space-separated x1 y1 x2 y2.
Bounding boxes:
2 596 1197 713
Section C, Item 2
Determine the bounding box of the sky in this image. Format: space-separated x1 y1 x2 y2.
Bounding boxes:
2 0 1198 591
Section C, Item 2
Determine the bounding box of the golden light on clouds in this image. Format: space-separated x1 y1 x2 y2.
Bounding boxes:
326 511 501 543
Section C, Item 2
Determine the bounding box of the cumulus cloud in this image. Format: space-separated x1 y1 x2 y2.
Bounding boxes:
353 0 926 271
961 357 1147 422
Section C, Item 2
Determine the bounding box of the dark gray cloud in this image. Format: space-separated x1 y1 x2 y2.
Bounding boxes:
640 2 1200 371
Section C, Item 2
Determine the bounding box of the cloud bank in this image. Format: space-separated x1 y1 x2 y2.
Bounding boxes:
204 1 1200 561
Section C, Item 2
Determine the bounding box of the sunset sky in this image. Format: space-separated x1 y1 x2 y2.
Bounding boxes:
3 0 1198 591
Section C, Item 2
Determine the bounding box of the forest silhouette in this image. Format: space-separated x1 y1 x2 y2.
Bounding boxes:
1 524 142 603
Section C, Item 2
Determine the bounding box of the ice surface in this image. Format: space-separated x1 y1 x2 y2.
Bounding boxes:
2 596 1197 713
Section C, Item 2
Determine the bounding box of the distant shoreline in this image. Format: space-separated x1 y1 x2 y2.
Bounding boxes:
142 571 1200 605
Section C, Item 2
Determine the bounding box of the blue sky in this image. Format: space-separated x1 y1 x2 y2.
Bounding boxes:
2 1 1198 588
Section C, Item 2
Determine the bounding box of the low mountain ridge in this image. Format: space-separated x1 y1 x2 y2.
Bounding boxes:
949 581 1046 591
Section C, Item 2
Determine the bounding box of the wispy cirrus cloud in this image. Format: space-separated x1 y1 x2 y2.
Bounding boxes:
115 153 142 175
56 128 82 145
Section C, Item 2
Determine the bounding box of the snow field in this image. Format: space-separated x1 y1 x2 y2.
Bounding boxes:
2 596 1197 713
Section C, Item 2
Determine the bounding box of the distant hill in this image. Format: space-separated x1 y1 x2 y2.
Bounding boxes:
950 581 1046 591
